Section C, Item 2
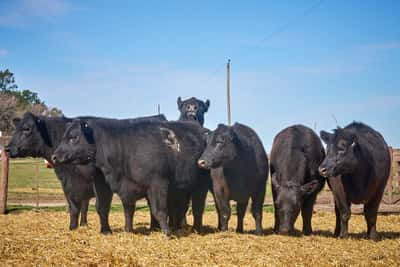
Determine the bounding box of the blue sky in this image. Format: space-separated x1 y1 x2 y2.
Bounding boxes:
0 0 399 151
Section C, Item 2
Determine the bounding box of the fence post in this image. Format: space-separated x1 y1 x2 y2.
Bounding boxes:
0 149 9 214
35 164 40 210
388 147 393 204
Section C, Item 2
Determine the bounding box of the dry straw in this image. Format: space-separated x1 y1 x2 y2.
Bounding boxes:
1 210 400 266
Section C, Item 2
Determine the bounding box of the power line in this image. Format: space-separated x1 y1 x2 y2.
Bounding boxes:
259 0 325 44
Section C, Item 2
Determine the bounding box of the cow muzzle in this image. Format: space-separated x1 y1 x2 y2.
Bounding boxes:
197 159 209 169
319 166 328 177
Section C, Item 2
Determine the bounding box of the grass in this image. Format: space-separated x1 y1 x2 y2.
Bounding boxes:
6 204 275 214
2 158 273 205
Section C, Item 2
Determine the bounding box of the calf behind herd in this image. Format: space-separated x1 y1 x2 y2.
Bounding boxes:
5 97 391 240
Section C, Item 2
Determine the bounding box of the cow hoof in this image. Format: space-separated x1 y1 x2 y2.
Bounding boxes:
69 225 78 231
162 229 172 237
369 232 379 241
303 230 312 236
80 222 88 227
100 228 112 235
339 233 349 239
255 229 263 236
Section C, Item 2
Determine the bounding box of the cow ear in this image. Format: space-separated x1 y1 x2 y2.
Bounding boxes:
202 129 211 143
204 99 210 112
177 97 183 109
300 179 319 196
320 131 333 144
13 118 21 127
228 128 238 143
350 134 358 149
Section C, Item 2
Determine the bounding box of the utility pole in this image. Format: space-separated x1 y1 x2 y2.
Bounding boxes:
226 59 231 126
157 104 160 115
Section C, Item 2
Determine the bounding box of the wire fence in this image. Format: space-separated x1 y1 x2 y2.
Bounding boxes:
1 136 400 212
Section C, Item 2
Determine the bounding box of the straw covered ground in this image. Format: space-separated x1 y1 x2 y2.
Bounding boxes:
1 209 400 266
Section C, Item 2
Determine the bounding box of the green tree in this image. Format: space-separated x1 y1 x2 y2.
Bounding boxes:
0 69 18 92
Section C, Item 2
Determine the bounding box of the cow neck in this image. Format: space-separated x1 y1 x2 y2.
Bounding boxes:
39 117 69 162
224 138 246 170
349 145 373 184
178 116 204 127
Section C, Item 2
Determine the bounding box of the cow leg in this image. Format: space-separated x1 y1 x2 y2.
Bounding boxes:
251 182 266 236
177 194 191 230
211 168 230 231
147 180 171 236
236 200 248 233
212 192 222 230
272 190 279 233
329 175 351 238
301 194 316 235
146 197 160 231
167 190 188 231
191 184 208 232
122 201 136 232
69 198 81 230
93 176 113 234
334 203 341 237
364 190 384 241
80 198 89 226
213 188 230 232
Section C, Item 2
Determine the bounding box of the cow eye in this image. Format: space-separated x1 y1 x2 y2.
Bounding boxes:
22 127 31 134
69 136 79 144
216 138 224 145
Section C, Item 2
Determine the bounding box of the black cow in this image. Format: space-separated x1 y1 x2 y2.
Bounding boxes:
5 112 166 233
270 125 325 235
177 97 210 126
319 122 390 240
52 119 209 236
197 123 268 235
177 96 212 228
6 112 94 230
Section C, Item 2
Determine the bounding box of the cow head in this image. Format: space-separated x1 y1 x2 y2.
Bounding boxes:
177 96 210 126
5 112 51 158
319 128 359 178
271 160 320 235
52 119 96 165
272 177 319 234
197 124 238 169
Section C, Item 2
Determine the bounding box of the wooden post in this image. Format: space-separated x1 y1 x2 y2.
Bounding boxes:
0 149 9 214
226 59 231 126
35 164 40 209
388 147 394 204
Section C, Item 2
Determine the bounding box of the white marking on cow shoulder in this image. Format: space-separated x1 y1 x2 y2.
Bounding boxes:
160 127 181 152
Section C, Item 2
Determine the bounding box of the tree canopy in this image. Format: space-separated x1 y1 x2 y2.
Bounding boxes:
0 69 63 135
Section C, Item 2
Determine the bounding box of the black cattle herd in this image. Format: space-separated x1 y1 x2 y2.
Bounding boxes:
5 96 391 240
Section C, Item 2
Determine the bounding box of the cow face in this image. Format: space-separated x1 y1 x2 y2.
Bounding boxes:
197 124 237 169
319 129 359 178
5 112 49 158
272 168 320 234
177 97 210 126
52 119 95 165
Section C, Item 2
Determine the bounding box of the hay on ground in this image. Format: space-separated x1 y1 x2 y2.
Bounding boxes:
1 210 400 266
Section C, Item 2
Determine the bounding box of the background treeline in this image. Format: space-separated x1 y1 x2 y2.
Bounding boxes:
0 69 63 135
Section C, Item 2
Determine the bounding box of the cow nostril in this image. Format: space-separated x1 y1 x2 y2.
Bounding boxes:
51 155 57 164
197 159 206 168
319 167 327 176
